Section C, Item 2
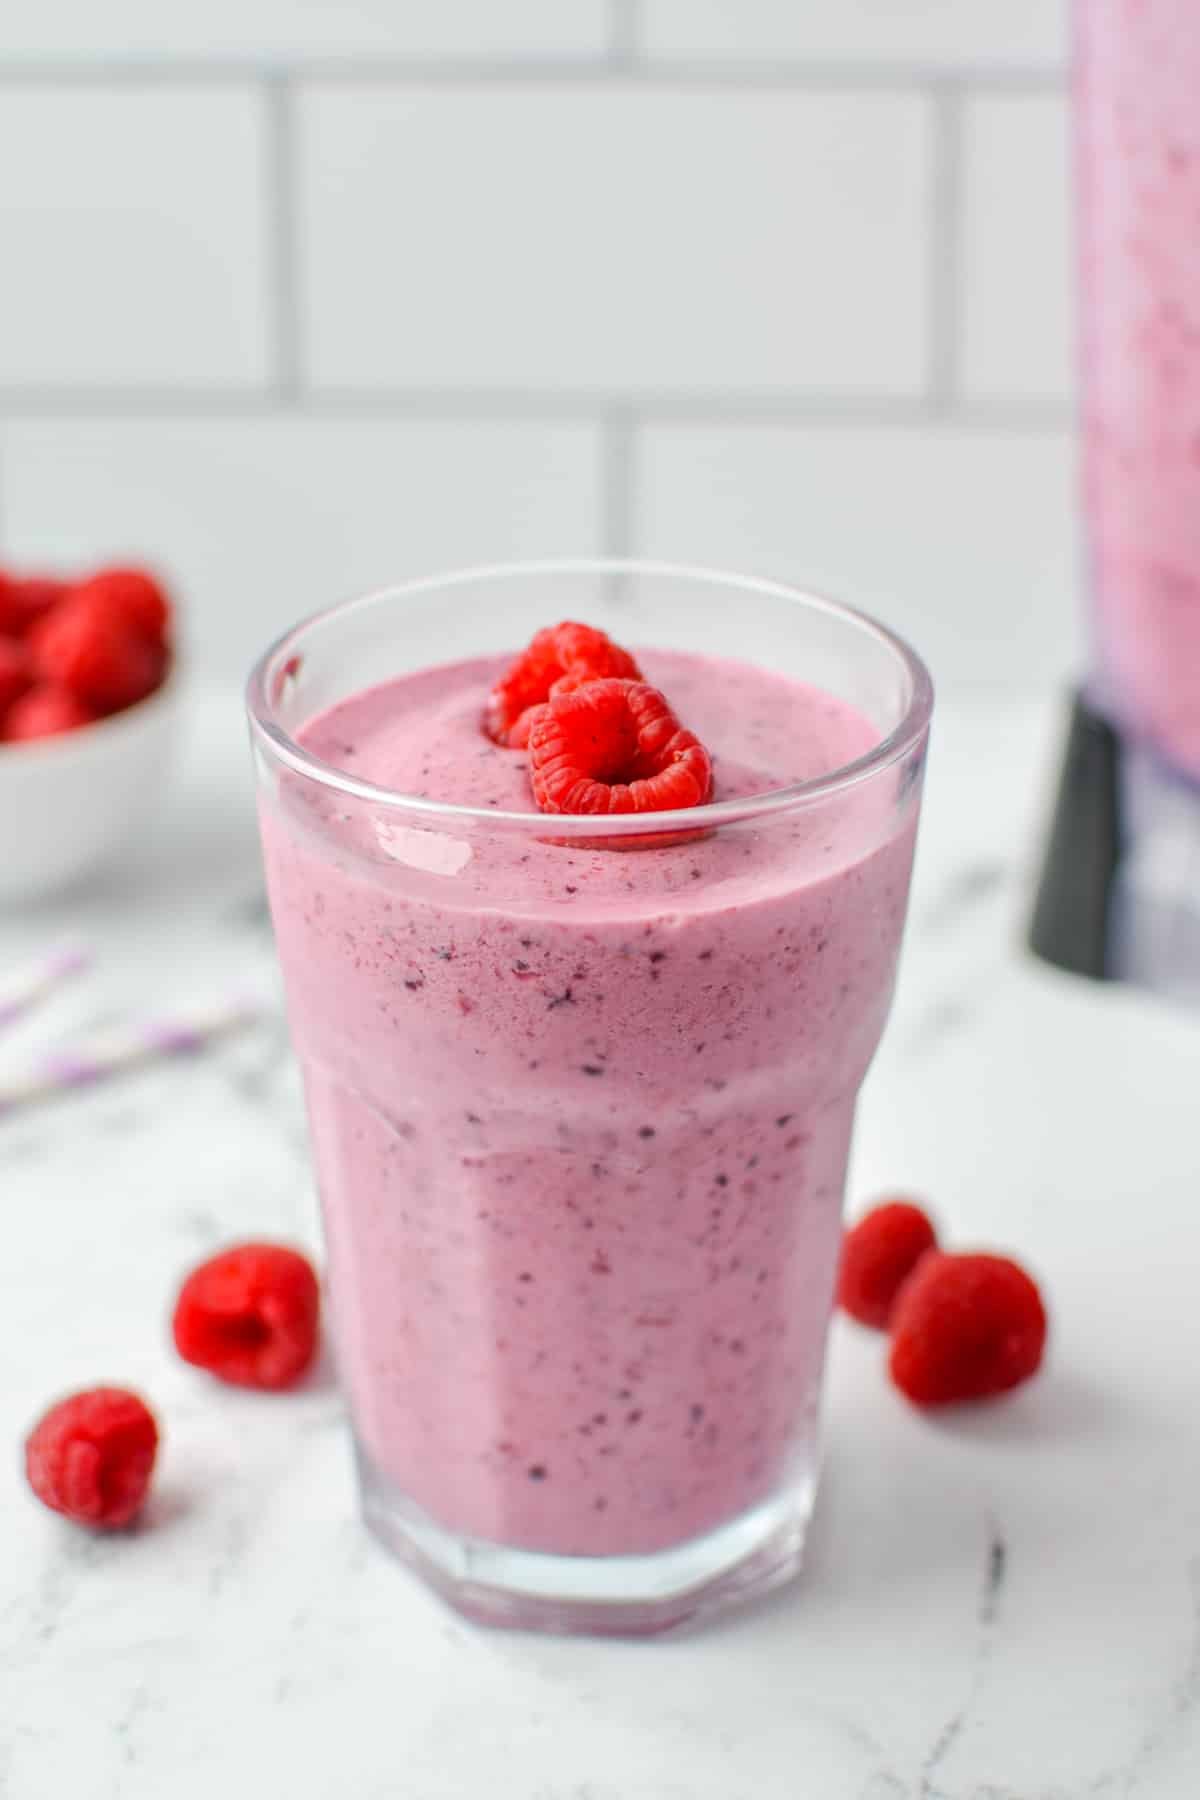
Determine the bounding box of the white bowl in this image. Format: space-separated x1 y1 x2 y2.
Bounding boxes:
0 679 179 904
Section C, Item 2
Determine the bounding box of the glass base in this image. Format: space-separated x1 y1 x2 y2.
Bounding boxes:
357 1449 815 1637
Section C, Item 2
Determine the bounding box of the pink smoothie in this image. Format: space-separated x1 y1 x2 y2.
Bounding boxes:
261 649 919 1556
1077 0 1200 778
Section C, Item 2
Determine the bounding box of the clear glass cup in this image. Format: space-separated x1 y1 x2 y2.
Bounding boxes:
247 560 932 1635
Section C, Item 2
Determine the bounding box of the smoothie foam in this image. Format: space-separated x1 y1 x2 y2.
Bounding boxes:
261 649 919 1557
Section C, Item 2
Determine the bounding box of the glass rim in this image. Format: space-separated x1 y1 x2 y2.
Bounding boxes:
246 557 934 838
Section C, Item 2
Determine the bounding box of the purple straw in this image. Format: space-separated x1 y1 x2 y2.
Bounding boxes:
0 944 90 1036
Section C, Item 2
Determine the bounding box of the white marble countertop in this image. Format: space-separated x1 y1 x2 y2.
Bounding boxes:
3 689 1199 1800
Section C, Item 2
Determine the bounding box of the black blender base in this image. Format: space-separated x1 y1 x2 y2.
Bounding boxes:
1031 691 1200 1001
1029 691 1121 981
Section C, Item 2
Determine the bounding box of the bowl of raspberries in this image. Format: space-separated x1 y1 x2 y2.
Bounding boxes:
0 563 178 902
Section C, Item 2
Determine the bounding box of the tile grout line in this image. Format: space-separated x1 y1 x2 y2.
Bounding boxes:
602 406 636 557
607 0 641 71
264 72 302 405
0 55 288 86
0 388 1073 431
927 80 966 416
0 57 1065 92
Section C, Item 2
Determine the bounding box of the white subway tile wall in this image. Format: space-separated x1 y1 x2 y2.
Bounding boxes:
635 424 1081 689
0 421 604 673
0 1 610 59
300 85 932 396
640 1 1068 69
961 93 1073 405
0 87 271 389
0 0 1077 689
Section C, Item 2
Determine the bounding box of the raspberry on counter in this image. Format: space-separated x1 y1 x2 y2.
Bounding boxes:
888 1251 1048 1407
838 1199 939 1329
172 1243 321 1390
25 1387 159 1529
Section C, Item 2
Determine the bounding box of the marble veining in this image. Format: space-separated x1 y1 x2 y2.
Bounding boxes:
2 691 1199 1799
918 1526 1008 1798
1101 1558 1200 1799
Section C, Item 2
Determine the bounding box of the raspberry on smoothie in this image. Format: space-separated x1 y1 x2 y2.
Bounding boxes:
528 677 713 816
485 620 643 748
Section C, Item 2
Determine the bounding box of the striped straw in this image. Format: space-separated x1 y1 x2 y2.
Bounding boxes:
0 944 90 1036
0 994 259 1117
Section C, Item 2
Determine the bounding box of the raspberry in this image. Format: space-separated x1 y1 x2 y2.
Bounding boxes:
25 1388 159 1529
0 573 68 637
72 566 172 647
838 1199 938 1329
3 684 97 743
528 678 713 816
172 1242 320 1390
0 636 33 715
888 1252 1048 1407
32 592 167 713
485 621 643 747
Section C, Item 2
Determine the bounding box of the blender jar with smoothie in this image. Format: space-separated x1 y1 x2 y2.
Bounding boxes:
249 562 932 1633
1032 0 1200 995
